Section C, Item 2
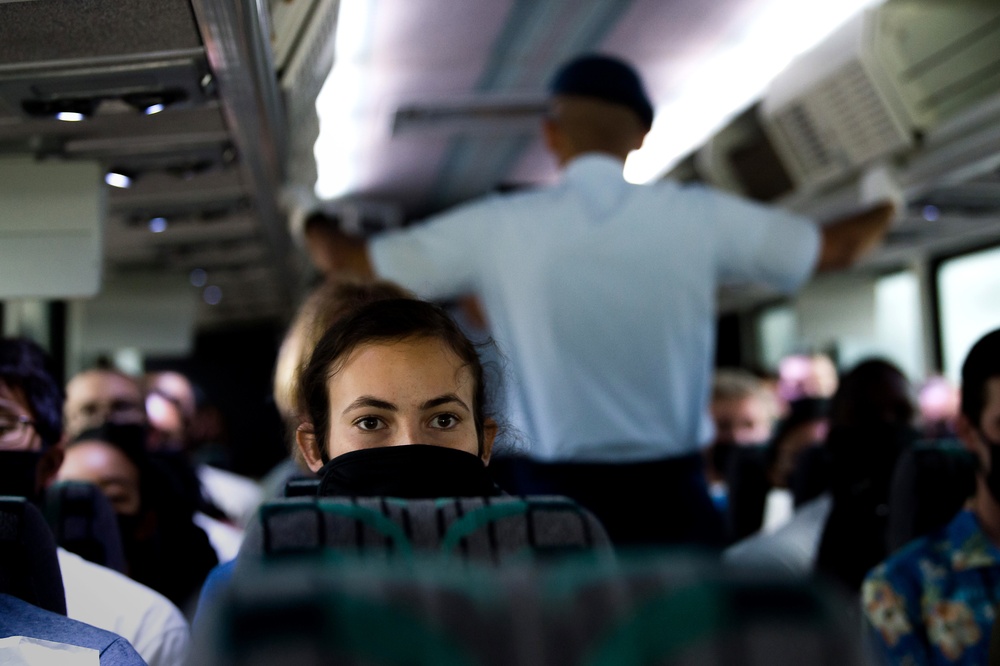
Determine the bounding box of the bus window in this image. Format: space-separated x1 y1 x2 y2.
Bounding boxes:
874 270 924 381
756 304 797 372
937 245 1000 382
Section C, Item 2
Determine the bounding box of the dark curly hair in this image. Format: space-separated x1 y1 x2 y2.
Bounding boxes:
0 337 63 448
961 327 1000 428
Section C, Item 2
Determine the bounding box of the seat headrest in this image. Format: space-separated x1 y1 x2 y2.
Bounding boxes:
239 495 612 563
44 481 127 574
0 496 66 615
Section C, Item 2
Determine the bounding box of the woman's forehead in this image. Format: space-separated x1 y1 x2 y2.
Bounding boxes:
330 338 473 394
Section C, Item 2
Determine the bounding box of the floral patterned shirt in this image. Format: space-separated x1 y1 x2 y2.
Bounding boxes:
862 510 1000 665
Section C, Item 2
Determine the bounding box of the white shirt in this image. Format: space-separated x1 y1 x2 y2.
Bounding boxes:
372 153 819 462
723 494 833 576
193 511 244 562
58 548 190 666
196 464 262 528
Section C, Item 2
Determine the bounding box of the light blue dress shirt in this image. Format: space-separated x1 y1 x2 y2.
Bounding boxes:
371 153 819 462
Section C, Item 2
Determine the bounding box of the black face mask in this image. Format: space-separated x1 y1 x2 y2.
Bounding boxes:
317 445 501 499
115 512 144 556
0 450 44 502
710 442 737 477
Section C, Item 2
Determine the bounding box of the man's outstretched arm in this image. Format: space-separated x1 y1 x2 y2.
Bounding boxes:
303 219 374 278
815 201 896 273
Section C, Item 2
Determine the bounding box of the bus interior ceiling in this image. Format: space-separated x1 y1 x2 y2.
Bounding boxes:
0 0 999 374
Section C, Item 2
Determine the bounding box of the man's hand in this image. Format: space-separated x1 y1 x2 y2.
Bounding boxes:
302 216 374 278
814 164 904 273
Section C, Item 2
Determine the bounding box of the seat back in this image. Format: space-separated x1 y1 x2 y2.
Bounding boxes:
43 481 127 573
0 496 66 615
192 553 865 666
283 478 320 498
239 495 611 563
887 439 977 553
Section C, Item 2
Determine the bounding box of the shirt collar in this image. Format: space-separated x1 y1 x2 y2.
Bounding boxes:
948 509 1000 571
561 152 627 184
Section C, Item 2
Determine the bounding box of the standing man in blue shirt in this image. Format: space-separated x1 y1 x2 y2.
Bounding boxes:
863 328 1000 665
305 53 896 546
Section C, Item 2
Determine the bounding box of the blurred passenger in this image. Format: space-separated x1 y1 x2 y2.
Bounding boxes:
145 370 261 530
706 368 779 512
863 328 1000 665
726 397 830 544
777 352 839 406
0 338 190 666
303 53 896 547
815 359 918 591
57 422 218 612
66 366 244 560
727 359 914 583
918 374 961 439
64 368 146 438
295 298 500 498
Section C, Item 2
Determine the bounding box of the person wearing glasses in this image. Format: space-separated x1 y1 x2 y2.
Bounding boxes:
0 338 64 499
0 337 192 666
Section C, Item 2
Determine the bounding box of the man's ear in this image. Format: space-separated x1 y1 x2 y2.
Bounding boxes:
957 413 980 450
480 419 498 465
956 413 989 470
542 119 570 166
296 423 325 473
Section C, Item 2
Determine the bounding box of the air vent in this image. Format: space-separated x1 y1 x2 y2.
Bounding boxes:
392 97 547 136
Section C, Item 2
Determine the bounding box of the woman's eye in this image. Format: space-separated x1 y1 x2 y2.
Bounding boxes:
431 414 459 429
354 417 384 431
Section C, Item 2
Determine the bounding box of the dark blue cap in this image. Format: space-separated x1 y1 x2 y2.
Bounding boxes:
548 54 654 129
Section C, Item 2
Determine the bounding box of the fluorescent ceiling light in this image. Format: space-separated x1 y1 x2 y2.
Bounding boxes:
624 0 886 184
104 172 132 188
144 103 166 115
55 111 86 122
314 0 376 200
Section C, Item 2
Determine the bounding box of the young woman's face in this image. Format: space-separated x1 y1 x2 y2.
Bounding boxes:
56 440 141 515
303 337 488 470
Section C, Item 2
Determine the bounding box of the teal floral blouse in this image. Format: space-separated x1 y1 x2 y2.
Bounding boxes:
863 510 1000 665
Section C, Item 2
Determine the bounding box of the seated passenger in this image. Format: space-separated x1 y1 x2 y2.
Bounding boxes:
777 352 839 405
726 397 830 543
706 368 779 514
57 422 218 612
726 359 915 582
0 338 190 666
263 275 411 498
863 328 1000 665
193 277 414 624
66 366 241 562
816 359 918 592
64 368 147 437
0 594 145 666
918 374 961 439
145 370 261 530
295 298 500 498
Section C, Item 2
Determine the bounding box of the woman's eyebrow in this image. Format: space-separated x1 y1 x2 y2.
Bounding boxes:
421 394 469 411
342 396 396 415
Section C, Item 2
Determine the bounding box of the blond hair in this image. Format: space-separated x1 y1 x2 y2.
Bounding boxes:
274 276 411 461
